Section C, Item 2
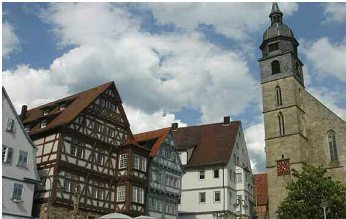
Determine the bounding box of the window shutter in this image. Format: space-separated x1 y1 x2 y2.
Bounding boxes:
6 118 14 132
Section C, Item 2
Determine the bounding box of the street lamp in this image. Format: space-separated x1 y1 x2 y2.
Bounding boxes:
321 201 328 219
233 197 248 219
213 210 229 219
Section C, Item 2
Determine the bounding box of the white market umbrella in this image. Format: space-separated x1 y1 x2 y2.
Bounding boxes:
100 212 133 219
135 216 158 219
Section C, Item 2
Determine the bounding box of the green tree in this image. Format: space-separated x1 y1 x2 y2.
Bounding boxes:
277 165 346 219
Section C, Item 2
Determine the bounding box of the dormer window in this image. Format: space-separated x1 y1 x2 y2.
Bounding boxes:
59 103 66 110
42 109 50 116
24 125 30 132
40 120 47 128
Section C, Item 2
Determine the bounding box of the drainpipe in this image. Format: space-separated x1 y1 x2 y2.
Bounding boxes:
223 167 225 214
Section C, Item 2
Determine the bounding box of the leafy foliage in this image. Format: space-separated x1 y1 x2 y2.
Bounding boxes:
277 165 346 219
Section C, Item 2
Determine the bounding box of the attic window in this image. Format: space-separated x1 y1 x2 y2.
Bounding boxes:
59 103 66 110
42 109 50 116
40 120 47 128
24 125 30 132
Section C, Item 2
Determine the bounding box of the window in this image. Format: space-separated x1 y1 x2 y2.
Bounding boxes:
269 43 279 52
133 154 140 170
199 192 206 203
92 186 98 199
119 153 128 169
6 118 14 132
164 148 171 160
70 139 83 158
237 156 240 165
64 172 71 192
94 122 102 133
199 170 205 180
59 103 66 110
214 169 219 178
132 186 144 204
233 154 236 164
233 172 236 183
117 185 126 202
17 151 28 168
139 156 147 172
278 112 285 136
229 170 232 181
24 125 30 132
271 60 281 74
276 86 283 106
97 153 104 166
108 128 115 137
214 191 221 202
2 145 13 163
12 183 24 201
40 120 47 128
42 109 49 116
327 131 338 161
237 173 242 183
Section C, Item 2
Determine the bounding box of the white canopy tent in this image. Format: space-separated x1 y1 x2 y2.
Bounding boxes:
99 213 133 219
134 216 158 219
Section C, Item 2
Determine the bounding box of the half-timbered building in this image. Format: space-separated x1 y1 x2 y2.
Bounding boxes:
133 127 184 219
21 82 149 218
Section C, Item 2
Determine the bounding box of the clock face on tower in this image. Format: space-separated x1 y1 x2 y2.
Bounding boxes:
277 159 290 176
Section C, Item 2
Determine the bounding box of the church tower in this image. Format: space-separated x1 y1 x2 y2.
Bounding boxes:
259 3 309 218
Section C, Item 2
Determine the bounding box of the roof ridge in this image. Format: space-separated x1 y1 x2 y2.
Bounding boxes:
177 120 241 129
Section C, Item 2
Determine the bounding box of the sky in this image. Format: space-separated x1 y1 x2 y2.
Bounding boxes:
2 2 346 173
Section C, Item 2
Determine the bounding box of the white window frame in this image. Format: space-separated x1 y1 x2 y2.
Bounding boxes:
214 169 219 178
119 153 128 169
17 150 28 168
139 156 146 172
2 145 13 163
6 118 14 132
199 192 206 204
12 183 24 202
117 185 126 202
97 152 104 166
199 170 205 180
41 120 47 128
133 154 140 170
64 172 71 192
214 191 221 203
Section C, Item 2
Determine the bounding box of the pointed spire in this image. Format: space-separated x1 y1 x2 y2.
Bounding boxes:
269 2 283 24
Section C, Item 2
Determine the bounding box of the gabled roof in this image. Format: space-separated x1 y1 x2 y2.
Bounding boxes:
22 81 129 135
254 173 268 206
172 121 241 168
133 127 171 157
2 87 41 182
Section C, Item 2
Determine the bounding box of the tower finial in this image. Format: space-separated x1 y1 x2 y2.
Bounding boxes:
269 2 283 24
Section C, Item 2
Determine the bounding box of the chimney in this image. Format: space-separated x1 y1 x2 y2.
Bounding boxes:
20 105 28 120
223 116 230 125
171 123 178 131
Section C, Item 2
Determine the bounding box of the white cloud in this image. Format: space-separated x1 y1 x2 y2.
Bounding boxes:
41 3 140 46
145 2 298 41
3 3 258 133
322 3 346 24
302 37 346 82
244 123 266 173
2 21 20 58
124 104 187 134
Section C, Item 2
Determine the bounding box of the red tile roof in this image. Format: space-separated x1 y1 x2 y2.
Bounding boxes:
22 81 130 136
254 173 268 206
133 127 171 157
172 121 241 168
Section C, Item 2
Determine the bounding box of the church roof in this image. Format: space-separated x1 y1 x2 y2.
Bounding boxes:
172 121 241 168
254 173 268 206
133 127 171 157
22 81 129 136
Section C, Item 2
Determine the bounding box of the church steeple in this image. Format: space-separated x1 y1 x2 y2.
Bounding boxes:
270 2 283 24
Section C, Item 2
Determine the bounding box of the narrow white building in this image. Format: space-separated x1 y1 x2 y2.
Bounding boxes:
2 87 41 218
173 117 254 219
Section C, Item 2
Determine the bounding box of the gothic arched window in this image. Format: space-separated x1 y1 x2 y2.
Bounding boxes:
327 130 338 161
275 86 283 106
278 112 285 136
271 60 281 74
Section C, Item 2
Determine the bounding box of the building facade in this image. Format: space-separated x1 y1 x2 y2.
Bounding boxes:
259 3 346 218
253 173 268 219
2 87 41 218
134 127 184 219
173 118 254 219
21 82 149 218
